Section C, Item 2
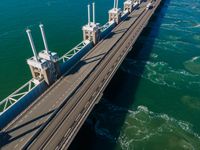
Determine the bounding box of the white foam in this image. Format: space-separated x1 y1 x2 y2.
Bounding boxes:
91 100 200 149
122 58 200 89
192 56 200 61
193 24 200 28
123 106 200 143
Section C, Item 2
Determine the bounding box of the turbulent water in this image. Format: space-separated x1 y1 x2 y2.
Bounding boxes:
0 0 200 149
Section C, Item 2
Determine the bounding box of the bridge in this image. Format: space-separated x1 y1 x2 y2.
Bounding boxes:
0 0 162 149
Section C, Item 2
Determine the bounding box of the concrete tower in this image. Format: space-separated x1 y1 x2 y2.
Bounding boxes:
26 26 60 86
38 24 61 80
124 0 133 13
82 3 100 45
108 0 122 24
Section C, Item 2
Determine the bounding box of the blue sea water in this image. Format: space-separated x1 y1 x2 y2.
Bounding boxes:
0 0 200 149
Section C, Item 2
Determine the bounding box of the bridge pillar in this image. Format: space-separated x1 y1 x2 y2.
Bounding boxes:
123 0 133 13
108 0 122 24
26 28 60 86
82 3 100 45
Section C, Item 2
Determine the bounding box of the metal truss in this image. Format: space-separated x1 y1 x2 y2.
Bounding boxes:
60 40 91 63
100 21 115 33
0 79 36 115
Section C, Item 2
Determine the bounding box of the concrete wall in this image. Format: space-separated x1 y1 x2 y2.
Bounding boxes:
100 11 128 39
100 22 116 39
121 11 129 20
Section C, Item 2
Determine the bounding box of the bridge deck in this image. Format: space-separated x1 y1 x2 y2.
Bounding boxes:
0 0 161 149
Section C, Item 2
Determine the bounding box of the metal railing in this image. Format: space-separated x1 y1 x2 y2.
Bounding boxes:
59 40 91 63
0 79 37 115
100 22 113 32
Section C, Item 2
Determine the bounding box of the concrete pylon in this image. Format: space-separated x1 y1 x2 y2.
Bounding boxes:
82 3 101 45
26 25 60 85
108 0 122 24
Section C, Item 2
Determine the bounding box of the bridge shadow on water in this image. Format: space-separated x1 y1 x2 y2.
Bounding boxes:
69 0 170 150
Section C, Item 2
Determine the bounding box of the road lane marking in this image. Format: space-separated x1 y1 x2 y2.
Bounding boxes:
20 138 24 142
36 122 40 126
14 144 19 149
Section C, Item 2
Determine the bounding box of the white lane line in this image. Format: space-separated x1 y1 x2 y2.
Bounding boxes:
36 122 40 126
19 138 24 142
14 144 19 149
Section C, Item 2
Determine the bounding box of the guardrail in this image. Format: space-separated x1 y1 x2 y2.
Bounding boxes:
0 79 37 115
59 40 91 63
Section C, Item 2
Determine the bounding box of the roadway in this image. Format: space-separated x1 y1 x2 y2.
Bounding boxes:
0 0 161 149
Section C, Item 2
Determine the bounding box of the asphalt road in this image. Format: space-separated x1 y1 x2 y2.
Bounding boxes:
0 0 161 149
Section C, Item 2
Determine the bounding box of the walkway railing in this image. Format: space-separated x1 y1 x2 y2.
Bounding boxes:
59 40 91 63
0 79 37 115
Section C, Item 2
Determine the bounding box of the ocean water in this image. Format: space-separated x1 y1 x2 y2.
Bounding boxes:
0 0 200 149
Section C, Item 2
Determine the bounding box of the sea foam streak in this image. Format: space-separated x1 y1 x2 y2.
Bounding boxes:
118 106 200 150
90 100 200 150
121 58 200 90
184 56 200 75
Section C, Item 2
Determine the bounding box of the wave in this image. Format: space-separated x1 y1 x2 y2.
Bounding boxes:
118 106 200 150
150 53 158 59
121 59 200 90
91 101 200 150
192 24 200 28
46 1 57 7
184 56 200 75
181 95 200 111
193 35 200 41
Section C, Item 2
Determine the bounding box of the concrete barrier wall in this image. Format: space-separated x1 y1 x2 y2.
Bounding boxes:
100 22 116 39
100 11 128 39
0 81 48 129
121 11 129 20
